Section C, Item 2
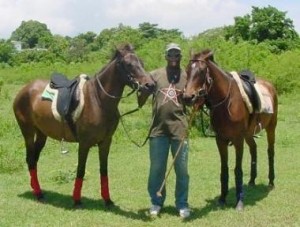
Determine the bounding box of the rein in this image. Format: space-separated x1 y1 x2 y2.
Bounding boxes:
119 92 155 147
210 78 232 109
95 59 140 99
94 54 153 146
96 77 136 99
120 97 199 148
190 58 232 109
119 112 152 148
156 105 197 196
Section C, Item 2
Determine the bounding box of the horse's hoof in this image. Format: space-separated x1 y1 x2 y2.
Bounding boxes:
73 200 83 209
217 198 226 207
248 181 256 187
104 199 115 208
235 200 244 211
35 193 45 203
268 183 275 190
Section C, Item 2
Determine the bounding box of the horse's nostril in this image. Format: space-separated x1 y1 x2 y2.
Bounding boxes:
147 83 155 88
143 83 155 93
183 95 194 106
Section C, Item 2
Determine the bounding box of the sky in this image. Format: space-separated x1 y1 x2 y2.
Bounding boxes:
1 0 300 39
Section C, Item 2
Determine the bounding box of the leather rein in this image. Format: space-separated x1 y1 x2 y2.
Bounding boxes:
95 58 141 100
189 58 232 109
95 55 151 147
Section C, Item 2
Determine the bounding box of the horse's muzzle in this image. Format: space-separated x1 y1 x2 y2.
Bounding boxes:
183 94 195 106
140 82 155 94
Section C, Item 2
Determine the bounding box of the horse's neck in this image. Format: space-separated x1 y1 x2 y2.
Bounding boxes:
207 60 232 101
94 60 125 99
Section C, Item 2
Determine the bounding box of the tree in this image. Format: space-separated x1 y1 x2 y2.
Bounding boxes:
0 39 15 64
95 24 144 51
10 20 53 49
74 32 98 51
67 38 88 63
138 22 183 40
225 5 299 51
138 22 160 39
224 15 251 42
250 6 298 42
48 35 69 62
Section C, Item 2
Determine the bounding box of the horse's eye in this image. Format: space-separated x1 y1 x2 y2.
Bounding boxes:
126 63 133 70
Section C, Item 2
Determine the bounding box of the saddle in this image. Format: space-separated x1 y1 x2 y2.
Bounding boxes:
238 70 261 112
49 73 87 139
50 73 81 119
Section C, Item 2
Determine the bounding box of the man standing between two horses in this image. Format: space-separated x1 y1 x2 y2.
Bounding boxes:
138 43 190 218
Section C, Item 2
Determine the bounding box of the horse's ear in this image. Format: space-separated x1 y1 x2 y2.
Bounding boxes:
116 43 134 58
122 43 134 52
204 50 214 61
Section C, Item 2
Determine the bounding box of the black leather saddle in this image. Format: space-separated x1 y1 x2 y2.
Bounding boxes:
50 73 81 119
238 69 260 112
49 73 85 139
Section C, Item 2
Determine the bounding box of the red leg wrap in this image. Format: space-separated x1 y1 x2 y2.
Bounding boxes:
100 176 110 201
73 178 83 202
29 169 41 196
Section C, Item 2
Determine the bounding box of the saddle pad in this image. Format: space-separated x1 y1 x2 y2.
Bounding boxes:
41 74 88 122
253 83 274 114
231 71 273 114
231 71 253 113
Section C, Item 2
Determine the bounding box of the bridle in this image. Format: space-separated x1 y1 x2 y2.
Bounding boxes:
188 58 232 109
117 56 142 91
96 54 145 99
188 59 213 100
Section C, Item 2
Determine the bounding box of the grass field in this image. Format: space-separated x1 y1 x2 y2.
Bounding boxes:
0 83 299 226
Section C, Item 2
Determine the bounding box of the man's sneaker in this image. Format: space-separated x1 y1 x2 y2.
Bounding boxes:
179 207 190 218
149 205 161 216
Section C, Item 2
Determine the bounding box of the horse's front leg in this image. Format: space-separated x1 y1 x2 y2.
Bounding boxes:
72 143 90 207
98 138 114 207
245 136 257 186
216 137 229 206
233 139 244 211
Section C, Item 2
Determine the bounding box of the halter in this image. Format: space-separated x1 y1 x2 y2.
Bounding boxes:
117 57 142 91
189 59 213 99
197 67 213 98
189 58 232 109
95 56 143 99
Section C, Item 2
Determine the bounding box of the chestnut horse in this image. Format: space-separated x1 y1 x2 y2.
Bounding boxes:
183 49 278 210
13 44 154 207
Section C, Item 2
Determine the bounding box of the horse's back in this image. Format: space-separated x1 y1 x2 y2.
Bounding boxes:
14 79 48 111
13 79 50 125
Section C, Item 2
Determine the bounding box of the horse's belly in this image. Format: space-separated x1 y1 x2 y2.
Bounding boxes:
33 100 76 142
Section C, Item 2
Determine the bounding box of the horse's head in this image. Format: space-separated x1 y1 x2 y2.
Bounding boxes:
183 49 214 108
115 43 155 93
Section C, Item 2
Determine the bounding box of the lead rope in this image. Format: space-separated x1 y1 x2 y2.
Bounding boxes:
156 106 198 197
119 94 155 147
120 112 154 148
119 91 157 148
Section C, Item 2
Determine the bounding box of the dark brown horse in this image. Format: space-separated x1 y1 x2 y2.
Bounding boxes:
13 44 155 207
183 49 278 210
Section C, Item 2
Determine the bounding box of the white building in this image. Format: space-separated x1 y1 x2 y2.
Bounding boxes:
11 41 22 52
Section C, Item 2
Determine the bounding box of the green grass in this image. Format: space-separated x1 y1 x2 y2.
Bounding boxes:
0 83 299 226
